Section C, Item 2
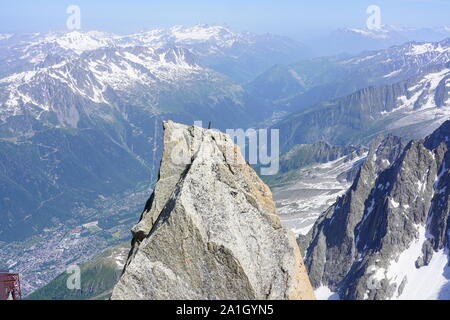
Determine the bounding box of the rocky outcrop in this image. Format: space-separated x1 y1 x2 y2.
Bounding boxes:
111 121 315 300
305 121 450 300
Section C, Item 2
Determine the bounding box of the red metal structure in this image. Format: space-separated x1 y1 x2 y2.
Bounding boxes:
0 272 22 300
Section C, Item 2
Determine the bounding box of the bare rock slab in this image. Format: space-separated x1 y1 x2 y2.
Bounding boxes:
111 121 314 300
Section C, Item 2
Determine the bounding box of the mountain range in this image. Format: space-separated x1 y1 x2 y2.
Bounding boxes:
305 120 450 300
0 25 310 84
1 24 449 299
0 26 265 242
263 38 450 150
0 24 311 294
309 25 450 56
33 119 450 300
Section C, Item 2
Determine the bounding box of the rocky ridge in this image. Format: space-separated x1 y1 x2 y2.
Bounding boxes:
111 121 315 300
305 121 450 300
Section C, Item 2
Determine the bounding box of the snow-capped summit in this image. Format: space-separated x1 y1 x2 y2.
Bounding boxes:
342 24 450 40
0 43 220 126
405 41 450 55
0 25 309 83
121 24 307 60
119 24 243 53
28 30 117 53
167 24 239 45
344 25 392 40
338 37 450 81
38 31 116 53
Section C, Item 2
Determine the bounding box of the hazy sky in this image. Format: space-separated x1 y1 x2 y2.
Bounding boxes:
1 0 449 39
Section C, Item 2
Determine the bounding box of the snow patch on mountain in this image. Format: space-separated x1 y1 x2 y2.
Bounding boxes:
45 31 114 53
169 25 237 45
343 25 450 42
383 69 401 78
314 286 340 300
124 25 239 47
406 42 450 55
0 34 12 41
382 68 449 123
346 27 389 39
386 226 450 300
19 31 118 58
274 152 367 236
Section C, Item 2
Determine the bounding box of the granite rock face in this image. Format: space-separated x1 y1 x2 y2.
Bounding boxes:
111 121 315 300
305 120 450 300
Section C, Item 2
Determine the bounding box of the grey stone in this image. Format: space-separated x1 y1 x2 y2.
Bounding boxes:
111 121 315 300
305 120 450 299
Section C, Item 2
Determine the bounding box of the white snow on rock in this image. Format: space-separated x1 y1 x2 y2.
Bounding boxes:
390 198 400 208
385 225 450 300
22 31 117 56
383 69 401 78
384 68 450 135
314 286 340 300
274 153 367 236
406 43 450 56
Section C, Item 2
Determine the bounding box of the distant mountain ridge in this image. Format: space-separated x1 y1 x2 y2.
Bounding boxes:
260 38 450 151
2 24 449 299
1 25 286 242
248 37 450 118
272 62 449 150
0 25 310 84
309 25 450 56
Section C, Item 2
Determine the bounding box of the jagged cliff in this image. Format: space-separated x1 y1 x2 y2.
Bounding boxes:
305 120 450 300
111 121 315 300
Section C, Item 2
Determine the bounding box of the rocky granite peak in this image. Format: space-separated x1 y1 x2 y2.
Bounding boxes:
111 121 315 300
